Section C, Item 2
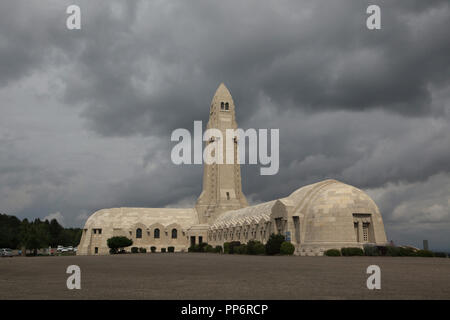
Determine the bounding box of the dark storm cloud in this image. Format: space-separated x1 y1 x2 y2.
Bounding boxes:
1 0 450 249
9 0 445 138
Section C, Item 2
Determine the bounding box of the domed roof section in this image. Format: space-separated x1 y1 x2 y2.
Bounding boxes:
287 179 380 217
287 179 386 245
84 207 199 230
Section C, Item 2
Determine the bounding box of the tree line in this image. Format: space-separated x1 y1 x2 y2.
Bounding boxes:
0 213 82 252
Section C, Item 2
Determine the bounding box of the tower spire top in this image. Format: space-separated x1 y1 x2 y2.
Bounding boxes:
213 82 232 101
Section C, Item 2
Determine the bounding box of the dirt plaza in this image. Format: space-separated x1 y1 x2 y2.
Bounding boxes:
1 253 449 300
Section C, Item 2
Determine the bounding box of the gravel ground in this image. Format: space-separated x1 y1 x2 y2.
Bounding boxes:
1 253 449 299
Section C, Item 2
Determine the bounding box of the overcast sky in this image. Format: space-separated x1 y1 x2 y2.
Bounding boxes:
1 0 449 250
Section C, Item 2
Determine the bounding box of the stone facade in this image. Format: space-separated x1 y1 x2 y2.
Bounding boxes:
78 83 388 255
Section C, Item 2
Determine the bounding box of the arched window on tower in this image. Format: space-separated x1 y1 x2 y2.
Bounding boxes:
154 228 160 239
221 102 224 110
225 102 229 110
136 228 142 238
171 229 177 239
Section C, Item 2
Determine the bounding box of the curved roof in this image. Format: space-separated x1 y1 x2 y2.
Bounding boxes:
287 179 380 217
83 207 199 230
211 200 276 229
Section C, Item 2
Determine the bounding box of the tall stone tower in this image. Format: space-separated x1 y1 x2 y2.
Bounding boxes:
195 83 248 224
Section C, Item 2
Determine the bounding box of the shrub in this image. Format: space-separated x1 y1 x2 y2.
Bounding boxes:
228 241 241 254
161 248 166 253
376 246 388 256
204 245 214 253
198 242 209 252
107 236 133 254
168 246 175 253
398 247 416 257
150 246 156 253
214 245 223 253
131 247 139 254
341 247 364 256
433 252 448 258
223 242 231 254
280 241 295 255
324 249 341 256
235 244 247 254
416 250 434 257
246 240 265 255
386 246 400 256
188 244 206 252
265 234 285 255
139 247 146 253
363 244 379 256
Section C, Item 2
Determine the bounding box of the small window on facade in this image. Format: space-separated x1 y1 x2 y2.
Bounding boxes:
98 229 102 234
363 223 369 242
226 192 230 200
136 228 142 238
225 102 229 110
154 228 160 239
172 229 177 239
221 102 224 110
95 247 98 254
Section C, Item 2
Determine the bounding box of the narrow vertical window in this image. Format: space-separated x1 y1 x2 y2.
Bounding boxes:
136 228 142 238
171 229 177 239
154 228 160 239
363 223 369 242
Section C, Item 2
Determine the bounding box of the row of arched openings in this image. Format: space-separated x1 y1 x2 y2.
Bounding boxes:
135 228 177 239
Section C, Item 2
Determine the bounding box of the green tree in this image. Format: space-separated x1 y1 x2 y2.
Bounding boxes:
265 233 285 255
0 214 22 248
107 236 133 254
48 218 64 247
19 219 50 255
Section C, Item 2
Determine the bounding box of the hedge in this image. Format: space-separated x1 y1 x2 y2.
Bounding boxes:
246 240 265 255
150 246 156 253
363 245 379 256
341 247 364 256
416 250 434 257
433 252 448 258
131 247 139 254
324 249 341 256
